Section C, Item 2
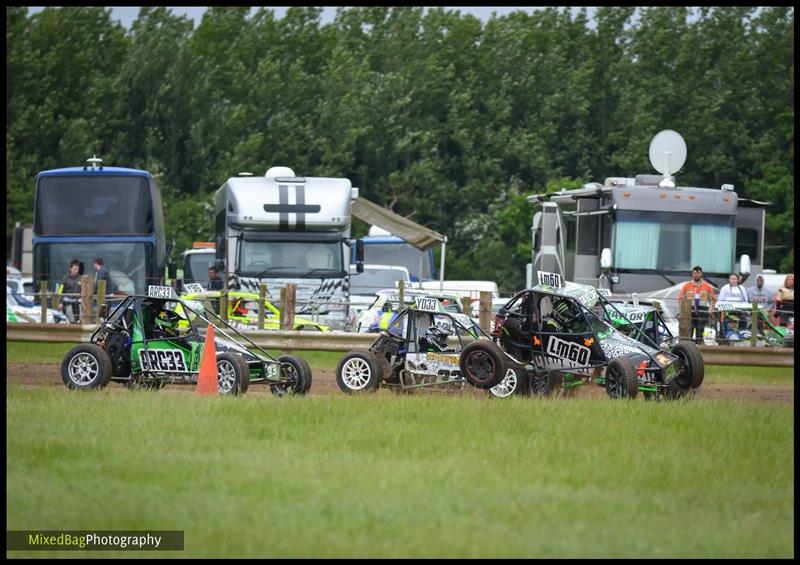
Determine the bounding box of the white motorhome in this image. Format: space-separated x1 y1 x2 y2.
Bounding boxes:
527 131 769 294
214 167 363 329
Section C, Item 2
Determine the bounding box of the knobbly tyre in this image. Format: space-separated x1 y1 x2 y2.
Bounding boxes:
335 296 509 394
487 271 704 400
60 286 312 396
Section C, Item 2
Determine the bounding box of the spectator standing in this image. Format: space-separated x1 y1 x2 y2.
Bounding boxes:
718 273 749 303
93 257 116 295
58 259 82 323
747 275 773 309
775 274 794 327
677 266 717 343
207 266 224 291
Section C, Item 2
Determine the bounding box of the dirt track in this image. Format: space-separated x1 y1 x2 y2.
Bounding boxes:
6 363 794 404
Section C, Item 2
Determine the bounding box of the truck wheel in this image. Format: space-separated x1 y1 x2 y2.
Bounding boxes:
671 341 704 389
216 352 248 395
336 350 382 394
271 355 313 396
604 356 639 399
488 367 530 398
61 344 113 390
459 340 507 390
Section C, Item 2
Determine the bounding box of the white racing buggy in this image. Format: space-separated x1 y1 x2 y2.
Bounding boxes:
335 296 509 394
487 272 704 400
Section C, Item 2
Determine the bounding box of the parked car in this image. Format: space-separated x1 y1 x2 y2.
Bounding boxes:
354 288 464 333
346 264 411 331
6 284 67 324
180 290 330 332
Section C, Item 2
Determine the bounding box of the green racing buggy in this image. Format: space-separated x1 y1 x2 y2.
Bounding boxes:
487 272 704 400
60 286 312 395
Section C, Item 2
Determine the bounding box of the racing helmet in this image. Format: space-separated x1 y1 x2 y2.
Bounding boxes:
155 309 181 334
423 325 450 351
552 298 579 326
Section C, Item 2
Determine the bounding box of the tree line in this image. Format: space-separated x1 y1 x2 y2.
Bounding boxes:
5 6 794 292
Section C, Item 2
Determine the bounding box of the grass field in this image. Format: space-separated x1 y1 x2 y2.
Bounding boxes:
5 341 795 385
6 386 794 558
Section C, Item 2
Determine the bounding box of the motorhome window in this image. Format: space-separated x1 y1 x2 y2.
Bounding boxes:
613 211 735 274
735 228 759 263
238 240 343 276
36 242 149 295
350 268 407 296
361 243 433 279
36 176 152 235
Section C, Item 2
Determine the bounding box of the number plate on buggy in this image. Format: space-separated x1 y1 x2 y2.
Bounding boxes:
537 271 563 288
139 349 188 372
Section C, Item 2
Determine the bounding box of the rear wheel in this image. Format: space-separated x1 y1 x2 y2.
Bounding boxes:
459 340 507 390
216 352 248 395
604 356 639 399
61 344 113 390
671 341 704 389
488 367 530 398
271 355 313 396
336 350 382 394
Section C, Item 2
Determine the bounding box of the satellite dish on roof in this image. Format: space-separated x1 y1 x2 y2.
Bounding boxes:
265 166 295 178
649 130 686 177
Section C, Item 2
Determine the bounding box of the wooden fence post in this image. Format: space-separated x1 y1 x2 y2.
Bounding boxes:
279 286 296 330
220 292 228 323
679 297 691 342
39 281 48 323
478 291 492 333
751 301 759 347
258 283 267 330
96 280 106 325
398 280 405 308
80 275 93 325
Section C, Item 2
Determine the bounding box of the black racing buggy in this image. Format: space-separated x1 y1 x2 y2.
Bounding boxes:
487 272 704 400
335 296 509 394
60 286 312 396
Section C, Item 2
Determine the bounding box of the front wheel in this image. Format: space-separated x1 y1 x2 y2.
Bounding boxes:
61 344 113 390
216 352 249 395
459 340 507 390
271 355 313 397
604 356 639 399
671 341 704 390
336 350 382 394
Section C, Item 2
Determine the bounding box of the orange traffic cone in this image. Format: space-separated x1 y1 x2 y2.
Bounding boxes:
196 324 219 395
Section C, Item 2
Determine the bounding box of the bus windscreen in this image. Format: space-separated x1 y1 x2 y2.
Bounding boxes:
36 176 153 235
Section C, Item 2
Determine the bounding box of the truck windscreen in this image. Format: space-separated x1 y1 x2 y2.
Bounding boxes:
238 240 343 277
613 211 735 274
362 243 432 279
36 176 152 235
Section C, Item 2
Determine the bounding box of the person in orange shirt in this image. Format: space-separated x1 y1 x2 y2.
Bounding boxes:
677 265 717 343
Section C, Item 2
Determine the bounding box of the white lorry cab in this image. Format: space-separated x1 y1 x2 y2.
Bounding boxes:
214 167 363 329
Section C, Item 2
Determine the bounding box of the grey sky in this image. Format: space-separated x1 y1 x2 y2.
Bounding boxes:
28 6 597 28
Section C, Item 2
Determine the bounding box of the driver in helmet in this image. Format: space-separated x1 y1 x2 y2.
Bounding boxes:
544 298 582 333
420 324 451 352
153 308 183 339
